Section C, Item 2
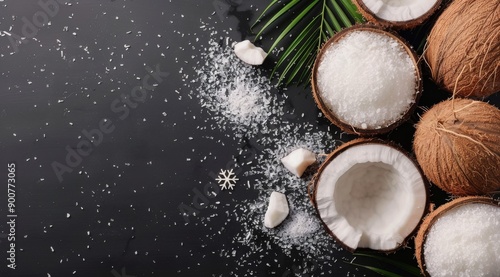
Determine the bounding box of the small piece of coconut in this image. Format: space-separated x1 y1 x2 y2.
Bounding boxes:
264 191 289 228
281 148 316 177
233 40 267 65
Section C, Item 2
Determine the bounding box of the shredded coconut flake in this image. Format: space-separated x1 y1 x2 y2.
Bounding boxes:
424 203 500 277
194 38 282 137
317 30 417 129
278 211 320 245
187 25 351 275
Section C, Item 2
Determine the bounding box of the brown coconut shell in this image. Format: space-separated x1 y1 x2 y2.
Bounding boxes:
415 196 500 277
308 138 429 252
425 0 500 98
414 98 500 196
311 24 422 136
353 0 442 30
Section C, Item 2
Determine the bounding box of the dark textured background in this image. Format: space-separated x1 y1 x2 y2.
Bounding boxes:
0 0 498 276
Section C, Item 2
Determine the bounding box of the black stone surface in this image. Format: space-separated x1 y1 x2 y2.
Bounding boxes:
0 1 498 276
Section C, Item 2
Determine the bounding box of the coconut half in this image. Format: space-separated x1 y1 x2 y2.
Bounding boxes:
310 139 428 251
311 25 422 136
353 0 442 29
415 196 500 277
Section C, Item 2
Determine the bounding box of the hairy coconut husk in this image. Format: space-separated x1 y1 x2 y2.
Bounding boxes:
308 138 429 252
311 24 422 136
425 0 500 98
415 196 500 277
414 98 500 196
353 0 442 30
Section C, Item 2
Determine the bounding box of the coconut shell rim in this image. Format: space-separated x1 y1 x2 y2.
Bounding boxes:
311 24 423 136
415 196 500 277
308 138 430 252
353 0 443 30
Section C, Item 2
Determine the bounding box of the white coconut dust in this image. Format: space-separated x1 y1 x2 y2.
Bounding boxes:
317 30 417 129
189 27 351 275
423 203 500 277
278 211 320 245
195 37 281 138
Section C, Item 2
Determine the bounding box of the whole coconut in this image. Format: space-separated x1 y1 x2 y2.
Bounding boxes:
414 98 500 196
425 0 500 98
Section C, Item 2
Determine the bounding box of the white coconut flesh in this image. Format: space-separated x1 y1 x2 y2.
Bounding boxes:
361 0 439 22
233 40 267 66
316 143 426 250
424 203 500 277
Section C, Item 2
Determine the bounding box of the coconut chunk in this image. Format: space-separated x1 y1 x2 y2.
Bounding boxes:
314 140 427 251
281 148 316 177
264 191 289 228
233 40 267 65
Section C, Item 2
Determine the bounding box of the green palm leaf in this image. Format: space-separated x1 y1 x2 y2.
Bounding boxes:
353 253 422 276
252 0 364 86
344 252 422 277
348 262 405 277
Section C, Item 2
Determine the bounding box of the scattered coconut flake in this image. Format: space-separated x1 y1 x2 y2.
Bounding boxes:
187 25 347 275
194 38 283 137
424 203 500 277
278 211 320 245
317 30 416 129
232 127 341 259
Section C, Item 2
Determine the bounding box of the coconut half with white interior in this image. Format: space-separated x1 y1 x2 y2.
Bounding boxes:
311 25 422 135
353 0 442 29
415 196 500 277
309 138 428 251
